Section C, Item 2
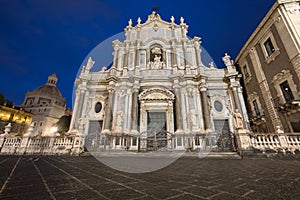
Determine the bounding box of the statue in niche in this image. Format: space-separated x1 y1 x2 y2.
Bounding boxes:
187 88 195 109
233 109 243 129
148 46 165 69
86 99 92 114
188 109 197 129
116 111 124 130
119 89 127 110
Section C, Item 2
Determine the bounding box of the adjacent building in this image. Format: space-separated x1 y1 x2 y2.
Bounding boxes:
20 73 67 136
235 0 300 133
69 11 250 152
0 103 32 135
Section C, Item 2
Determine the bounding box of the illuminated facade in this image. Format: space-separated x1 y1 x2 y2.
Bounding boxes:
20 73 67 136
0 104 32 135
69 11 250 152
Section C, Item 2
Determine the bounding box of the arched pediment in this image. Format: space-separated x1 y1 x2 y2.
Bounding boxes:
139 88 174 101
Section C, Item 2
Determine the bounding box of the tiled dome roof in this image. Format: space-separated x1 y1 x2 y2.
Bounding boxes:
32 85 63 97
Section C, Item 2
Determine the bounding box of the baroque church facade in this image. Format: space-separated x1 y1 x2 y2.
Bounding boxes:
69 11 250 152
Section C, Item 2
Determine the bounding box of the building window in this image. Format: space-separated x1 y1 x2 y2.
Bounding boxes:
177 136 182 146
178 51 184 67
166 51 171 68
195 136 200 146
94 102 102 113
214 101 223 112
264 38 275 56
253 100 260 116
115 136 120 145
280 81 294 102
40 122 43 127
139 52 146 67
260 32 280 63
132 137 137 146
243 65 249 78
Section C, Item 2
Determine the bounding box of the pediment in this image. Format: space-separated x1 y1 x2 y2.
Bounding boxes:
139 88 174 101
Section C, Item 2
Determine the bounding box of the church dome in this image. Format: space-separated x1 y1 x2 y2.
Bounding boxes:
25 73 65 103
32 84 62 97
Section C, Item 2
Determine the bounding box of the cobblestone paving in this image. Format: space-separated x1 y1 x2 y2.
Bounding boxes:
0 155 299 199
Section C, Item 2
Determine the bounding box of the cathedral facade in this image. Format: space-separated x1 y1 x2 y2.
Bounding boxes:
69 12 250 152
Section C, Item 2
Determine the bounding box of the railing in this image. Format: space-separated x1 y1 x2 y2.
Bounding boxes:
0 135 76 155
273 94 300 112
249 133 300 153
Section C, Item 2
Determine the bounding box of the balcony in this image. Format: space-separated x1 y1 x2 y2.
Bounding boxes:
273 95 300 113
248 112 266 124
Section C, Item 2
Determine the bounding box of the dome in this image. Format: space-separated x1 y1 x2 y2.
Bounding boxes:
32 85 63 97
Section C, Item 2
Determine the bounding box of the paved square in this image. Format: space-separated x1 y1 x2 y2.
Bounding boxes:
0 155 299 199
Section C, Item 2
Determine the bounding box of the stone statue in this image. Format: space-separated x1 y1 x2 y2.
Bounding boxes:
116 111 123 130
101 66 107 72
128 19 132 27
119 89 127 111
234 109 243 129
222 53 232 66
78 118 86 131
137 17 141 25
149 54 164 69
188 109 197 129
170 16 175 23
85 57 95 71
86 99 92 114
180 17 184 24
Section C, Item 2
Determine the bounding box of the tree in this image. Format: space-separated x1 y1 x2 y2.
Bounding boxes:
56 115 71 136
0 93 4 106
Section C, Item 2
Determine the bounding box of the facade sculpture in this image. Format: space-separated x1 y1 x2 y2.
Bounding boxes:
69 11 250 152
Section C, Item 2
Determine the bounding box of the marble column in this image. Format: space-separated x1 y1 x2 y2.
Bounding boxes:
103 89 114 132
174 87 183 132
69 89 81 131
195 47 201 66
131 88 139 133
200 87 211 130
171 42 177 67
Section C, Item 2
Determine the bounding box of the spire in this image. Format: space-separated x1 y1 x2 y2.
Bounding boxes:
46 73 58 86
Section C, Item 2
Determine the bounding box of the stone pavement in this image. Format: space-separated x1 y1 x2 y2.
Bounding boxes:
0 155 300 200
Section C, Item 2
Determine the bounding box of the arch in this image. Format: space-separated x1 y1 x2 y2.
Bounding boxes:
139 88 175 101
144 39 169 49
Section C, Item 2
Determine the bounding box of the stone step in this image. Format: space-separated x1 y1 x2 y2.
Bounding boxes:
205 152 241 159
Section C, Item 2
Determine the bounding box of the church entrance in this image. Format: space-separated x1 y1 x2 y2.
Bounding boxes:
213 119 237 152
146 112 167 151
85 120 103 151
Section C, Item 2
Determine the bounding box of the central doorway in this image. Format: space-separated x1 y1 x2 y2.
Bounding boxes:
213 119 236 152
147 112 167 150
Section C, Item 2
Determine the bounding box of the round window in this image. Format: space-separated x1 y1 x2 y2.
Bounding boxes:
94 102 102 113
214 101 223 112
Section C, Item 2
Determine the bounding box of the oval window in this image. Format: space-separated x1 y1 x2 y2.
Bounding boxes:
214 101 223 112
94 102 102 113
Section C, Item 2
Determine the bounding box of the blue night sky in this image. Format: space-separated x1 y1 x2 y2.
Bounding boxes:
0 0 275 109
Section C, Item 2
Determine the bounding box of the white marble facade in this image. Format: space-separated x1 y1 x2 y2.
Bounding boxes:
69 11 250 152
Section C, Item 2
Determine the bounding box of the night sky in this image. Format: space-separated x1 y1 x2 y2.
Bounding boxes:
0 0 275 109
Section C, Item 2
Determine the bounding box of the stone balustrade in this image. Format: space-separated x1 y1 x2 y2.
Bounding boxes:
249 133 300 153
0 135 76 155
